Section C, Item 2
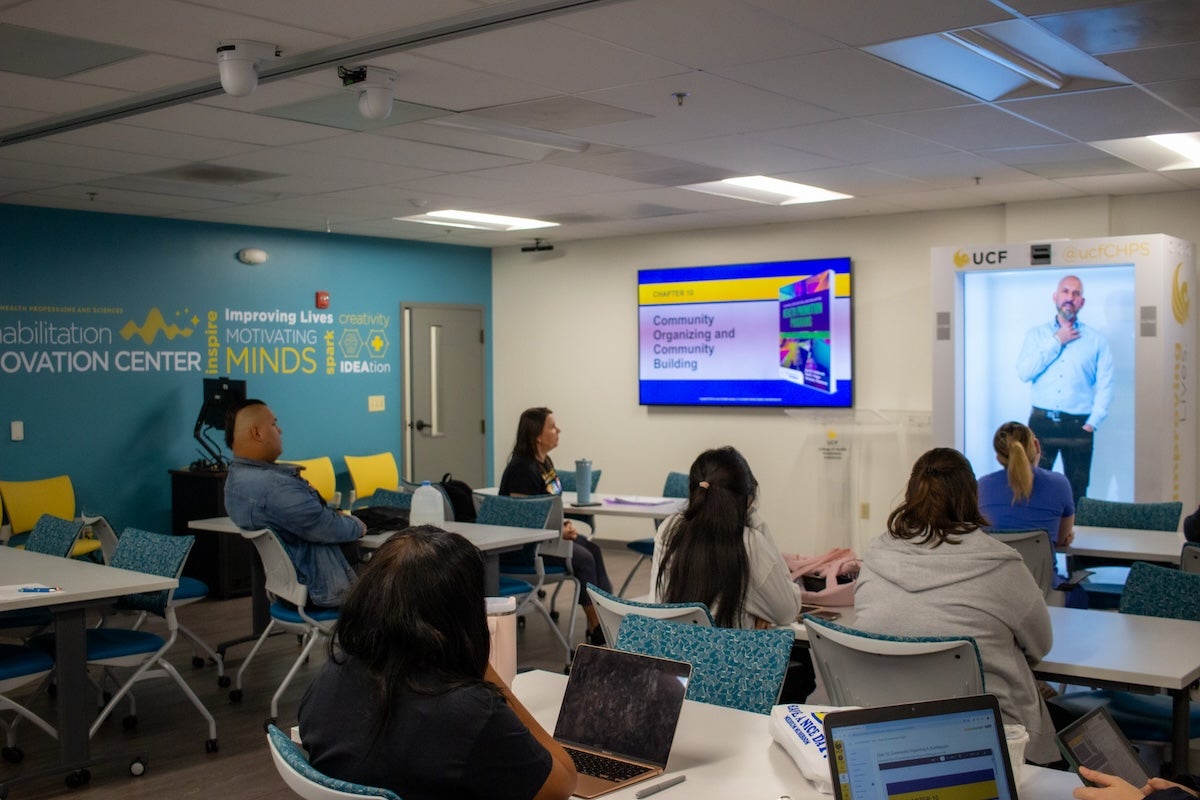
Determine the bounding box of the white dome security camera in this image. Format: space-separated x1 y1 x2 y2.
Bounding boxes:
216 40 279 97
339 65 397 121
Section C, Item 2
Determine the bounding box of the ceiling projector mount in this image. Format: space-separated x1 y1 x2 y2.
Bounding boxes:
521 238 554 252
339 65 398 121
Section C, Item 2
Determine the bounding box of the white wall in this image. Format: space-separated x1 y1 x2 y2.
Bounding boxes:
491 191 1200 570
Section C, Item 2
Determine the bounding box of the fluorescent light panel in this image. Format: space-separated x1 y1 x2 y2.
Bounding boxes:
682 175 852 205
1148 133 1200 167
939 30 1064 90
394 209 558 231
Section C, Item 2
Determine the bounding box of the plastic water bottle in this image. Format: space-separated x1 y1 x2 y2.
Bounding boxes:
409 481 445 526
575 459 593 504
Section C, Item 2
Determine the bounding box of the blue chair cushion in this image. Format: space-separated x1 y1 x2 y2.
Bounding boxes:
32 628 165 661
270 601 340 625
626 538 654 557
0 643 53 681
174 576 209 601
496 576 534 596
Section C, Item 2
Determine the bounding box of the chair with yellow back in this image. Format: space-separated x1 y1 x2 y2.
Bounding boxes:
0 475 101 560
283 457 342 508
343 453 399 507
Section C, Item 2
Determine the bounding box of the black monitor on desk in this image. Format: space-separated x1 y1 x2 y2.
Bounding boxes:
193 377 246 468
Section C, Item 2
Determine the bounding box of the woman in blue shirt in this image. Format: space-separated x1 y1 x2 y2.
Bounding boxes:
977 421 1075 549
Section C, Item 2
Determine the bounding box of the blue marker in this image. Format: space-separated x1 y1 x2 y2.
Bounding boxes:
18 587 60 593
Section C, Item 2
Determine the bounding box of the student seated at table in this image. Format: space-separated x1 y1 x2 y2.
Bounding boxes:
224 399 365 607
854 447 1058 764
650 446 814 701
299 526 577 800
1074 766 1199 799
499 406 613 645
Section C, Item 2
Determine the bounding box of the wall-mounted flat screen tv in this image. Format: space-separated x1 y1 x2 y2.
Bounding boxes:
638 257 853 407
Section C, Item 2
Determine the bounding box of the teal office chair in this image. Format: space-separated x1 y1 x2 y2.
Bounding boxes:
486 495 578 667
803 615 985 707
0 644 57 764
267 724 400 800
618 471 688 597
586 583 713 646
614 613 793 714
229 528 340 726
33 528 218 751
1051 562 1200 764
92 518 227 687
367 489 412 509
1073 499 1183 607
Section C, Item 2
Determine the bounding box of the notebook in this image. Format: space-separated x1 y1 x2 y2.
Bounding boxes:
1056 706 1151 788
553 644 692 799
823 695 1019 800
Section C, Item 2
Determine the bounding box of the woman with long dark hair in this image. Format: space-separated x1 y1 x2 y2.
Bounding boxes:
854 447 1056 764
499 406 613 645
651 446 800 629
298 526 577 800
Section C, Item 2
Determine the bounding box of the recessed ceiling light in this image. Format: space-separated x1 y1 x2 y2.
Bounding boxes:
1147 133 1200 167
394 210 558 231
681 176 852 205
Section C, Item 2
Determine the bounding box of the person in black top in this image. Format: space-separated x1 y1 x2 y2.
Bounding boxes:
499 407 613 645
299 526 576 800
1184 504 1199 542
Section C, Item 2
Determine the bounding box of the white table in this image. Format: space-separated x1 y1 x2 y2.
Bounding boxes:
511 670 1080 799
0 549 176 788
1035 605 1200 766
476 488 685 521
1066 525 1184 565
188 516 555 653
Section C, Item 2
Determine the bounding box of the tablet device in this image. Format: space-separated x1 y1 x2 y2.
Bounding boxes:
1056 706 1151 788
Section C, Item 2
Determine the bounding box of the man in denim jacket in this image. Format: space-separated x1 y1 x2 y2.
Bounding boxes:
224 399 364 606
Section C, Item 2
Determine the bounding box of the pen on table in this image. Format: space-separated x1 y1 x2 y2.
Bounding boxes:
635 774 686 798
18 587 60 593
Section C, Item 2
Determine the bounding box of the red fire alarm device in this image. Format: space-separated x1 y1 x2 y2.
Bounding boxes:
315 291 330 309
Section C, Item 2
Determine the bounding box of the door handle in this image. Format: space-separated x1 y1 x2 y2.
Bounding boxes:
413 419 429 432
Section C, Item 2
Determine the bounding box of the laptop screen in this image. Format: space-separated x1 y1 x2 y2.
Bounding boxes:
823 696 1017 800
553 645 691 767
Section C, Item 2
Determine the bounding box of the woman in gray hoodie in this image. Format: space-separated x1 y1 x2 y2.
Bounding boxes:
854 447 1057 764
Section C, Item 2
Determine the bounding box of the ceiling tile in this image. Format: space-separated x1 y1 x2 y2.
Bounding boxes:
49 122 265 161
0 138 184 173
738 0 1012 46
869 105 1071 149
757 118 953 164
0 24 141 78
0 71 131 114
1099 42 1200 83
70 53 213 92
312 131 523 171
1034 0 1200 54
553 0 838 70
721 47 971 115
120 103 345 146
639 134 843 174
1000 86 1200 139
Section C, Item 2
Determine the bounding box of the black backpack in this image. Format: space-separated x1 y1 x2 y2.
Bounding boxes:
439 473 477 522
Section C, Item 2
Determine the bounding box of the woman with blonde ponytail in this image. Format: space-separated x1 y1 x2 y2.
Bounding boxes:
977 421 1075 549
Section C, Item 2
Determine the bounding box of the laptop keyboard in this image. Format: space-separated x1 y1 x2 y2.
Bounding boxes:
565 748 653 782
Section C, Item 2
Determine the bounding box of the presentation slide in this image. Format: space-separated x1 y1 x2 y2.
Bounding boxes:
638 257 852 407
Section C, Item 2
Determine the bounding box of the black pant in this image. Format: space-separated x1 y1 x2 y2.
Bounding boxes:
1029 407 1093 502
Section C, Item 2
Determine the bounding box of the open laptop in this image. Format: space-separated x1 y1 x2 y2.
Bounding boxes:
1056 706 1152 788
823 695 1019 800
554 645 691 798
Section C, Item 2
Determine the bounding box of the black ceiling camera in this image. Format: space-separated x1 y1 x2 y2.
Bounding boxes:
192 376 247 470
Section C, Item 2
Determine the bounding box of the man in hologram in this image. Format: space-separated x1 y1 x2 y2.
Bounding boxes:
1016 275 1114 503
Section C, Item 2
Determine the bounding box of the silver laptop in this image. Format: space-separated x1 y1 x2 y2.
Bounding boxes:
823 695 1019 800
553 645 691 798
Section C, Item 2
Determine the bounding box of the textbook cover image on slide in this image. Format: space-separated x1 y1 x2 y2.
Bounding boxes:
779 270 835 393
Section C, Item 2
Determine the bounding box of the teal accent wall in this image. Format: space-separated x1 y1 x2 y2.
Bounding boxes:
0 204 493 534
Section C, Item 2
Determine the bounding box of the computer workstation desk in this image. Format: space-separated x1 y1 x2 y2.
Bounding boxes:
511 669 1080 799
475 488 685 521
0 549 176 791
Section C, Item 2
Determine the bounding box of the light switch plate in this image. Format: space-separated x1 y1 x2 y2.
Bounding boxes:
368 395 385 412
11 421 24 441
